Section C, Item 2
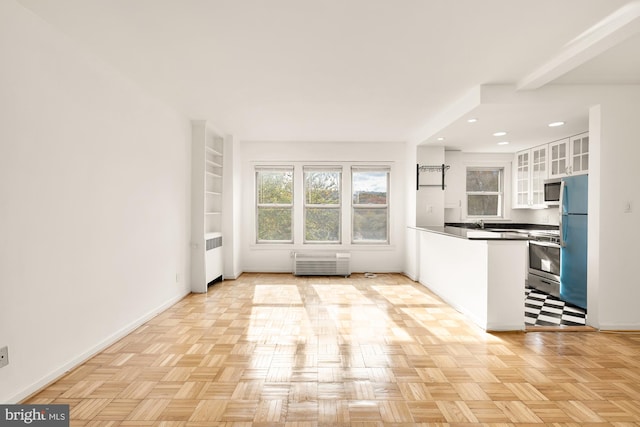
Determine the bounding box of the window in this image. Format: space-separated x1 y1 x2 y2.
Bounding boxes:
466 167 504 217
256 167 294 243
352 168 389 243
304 167 341 243
255 163 391 246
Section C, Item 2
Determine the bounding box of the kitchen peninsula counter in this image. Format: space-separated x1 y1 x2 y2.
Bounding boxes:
412 226 528 331
415 225 532 240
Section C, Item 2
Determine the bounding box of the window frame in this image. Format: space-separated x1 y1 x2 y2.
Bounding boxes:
351 167 390 244
303 166 342 244
465 166 505 219
255 166 295 244
253 162 393 248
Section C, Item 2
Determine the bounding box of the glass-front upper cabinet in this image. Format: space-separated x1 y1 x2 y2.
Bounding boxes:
548 132 589 179
570 132 589 176
548 138 570 179
513 144 547 208
515 150 529 208
530 145 547 205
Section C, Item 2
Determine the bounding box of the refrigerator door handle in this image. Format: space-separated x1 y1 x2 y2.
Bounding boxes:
559 180 566 247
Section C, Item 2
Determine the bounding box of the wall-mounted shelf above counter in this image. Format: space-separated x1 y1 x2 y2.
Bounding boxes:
417 163 450 190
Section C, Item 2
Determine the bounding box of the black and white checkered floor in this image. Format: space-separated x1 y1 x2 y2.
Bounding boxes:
525 288 587 327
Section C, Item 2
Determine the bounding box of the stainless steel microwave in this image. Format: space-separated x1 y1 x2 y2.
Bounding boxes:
544 178 562 205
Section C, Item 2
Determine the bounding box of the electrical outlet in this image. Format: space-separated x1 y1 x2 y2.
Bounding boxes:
0 346 8 368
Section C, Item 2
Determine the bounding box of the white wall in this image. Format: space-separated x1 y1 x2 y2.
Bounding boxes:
404 143 419 280
223 134 243 279
418 230 527 331
0 1 192 402
443 152 514 224
510 207 559 226
441 150 558 225
589 90 640 330
443 150 465 222
416 146 445 226
239 141 406 273
419 231 488 327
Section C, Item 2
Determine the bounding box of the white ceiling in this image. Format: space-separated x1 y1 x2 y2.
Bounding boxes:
554 32 640 85
17 0 640 151
427 102 592 153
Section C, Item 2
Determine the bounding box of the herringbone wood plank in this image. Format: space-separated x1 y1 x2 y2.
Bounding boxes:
23 273 640 425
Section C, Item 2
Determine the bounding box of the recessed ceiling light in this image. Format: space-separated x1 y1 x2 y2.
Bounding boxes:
497 141 510 145
437 137 445 141
467 118 478 123
493 131 507 137
548 121 565 127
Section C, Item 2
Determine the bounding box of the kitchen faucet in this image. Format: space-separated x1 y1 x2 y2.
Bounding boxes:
477 219 484 229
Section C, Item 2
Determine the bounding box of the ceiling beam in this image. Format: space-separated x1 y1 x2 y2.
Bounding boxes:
518 1 640 91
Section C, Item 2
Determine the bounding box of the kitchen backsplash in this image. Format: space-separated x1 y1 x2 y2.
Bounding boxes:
511 207 560 226
444 205 560 226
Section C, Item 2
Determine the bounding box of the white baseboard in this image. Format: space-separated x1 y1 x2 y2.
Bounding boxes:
597 323 640 331
9 291 190 404
402 271 418 282
487 323 526 332
223 269 244 280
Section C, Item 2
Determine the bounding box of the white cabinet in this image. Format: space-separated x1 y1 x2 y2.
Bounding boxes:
548 138 570 179
191 120 224 293
570 132 589 175
514 144 547 208
514 150 530 208
514 132 588 209
548 132 589 178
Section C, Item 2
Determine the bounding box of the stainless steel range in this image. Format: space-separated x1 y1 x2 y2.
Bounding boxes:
527 230 561 297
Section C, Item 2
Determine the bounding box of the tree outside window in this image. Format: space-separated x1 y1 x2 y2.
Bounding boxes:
466 167 503 217
352 168 389 243
304 168 341 243
256 167 294 243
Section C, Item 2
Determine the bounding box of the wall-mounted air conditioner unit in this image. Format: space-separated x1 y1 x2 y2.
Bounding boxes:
293 252 351 277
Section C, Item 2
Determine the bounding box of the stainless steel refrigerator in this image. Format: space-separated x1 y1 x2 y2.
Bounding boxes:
560 174 588 309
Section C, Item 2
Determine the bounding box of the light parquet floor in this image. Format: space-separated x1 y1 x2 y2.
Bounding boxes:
25 273 640 426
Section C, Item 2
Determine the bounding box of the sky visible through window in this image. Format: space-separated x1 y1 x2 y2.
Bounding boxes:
353 171 387 194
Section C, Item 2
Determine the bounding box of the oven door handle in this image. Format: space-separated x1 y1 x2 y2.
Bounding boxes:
529 240 561 249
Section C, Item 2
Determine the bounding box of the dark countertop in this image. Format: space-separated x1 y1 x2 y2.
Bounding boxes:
415 226 533 241
445 222 559 231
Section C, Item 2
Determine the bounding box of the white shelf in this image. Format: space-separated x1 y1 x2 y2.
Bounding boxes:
205 231 222 240
205 146 223 156
192 120 224 293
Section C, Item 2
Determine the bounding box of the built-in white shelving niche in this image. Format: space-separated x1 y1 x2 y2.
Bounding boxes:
191 120 224 292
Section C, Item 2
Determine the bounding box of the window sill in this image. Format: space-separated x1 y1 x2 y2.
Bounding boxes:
250 243 395 251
